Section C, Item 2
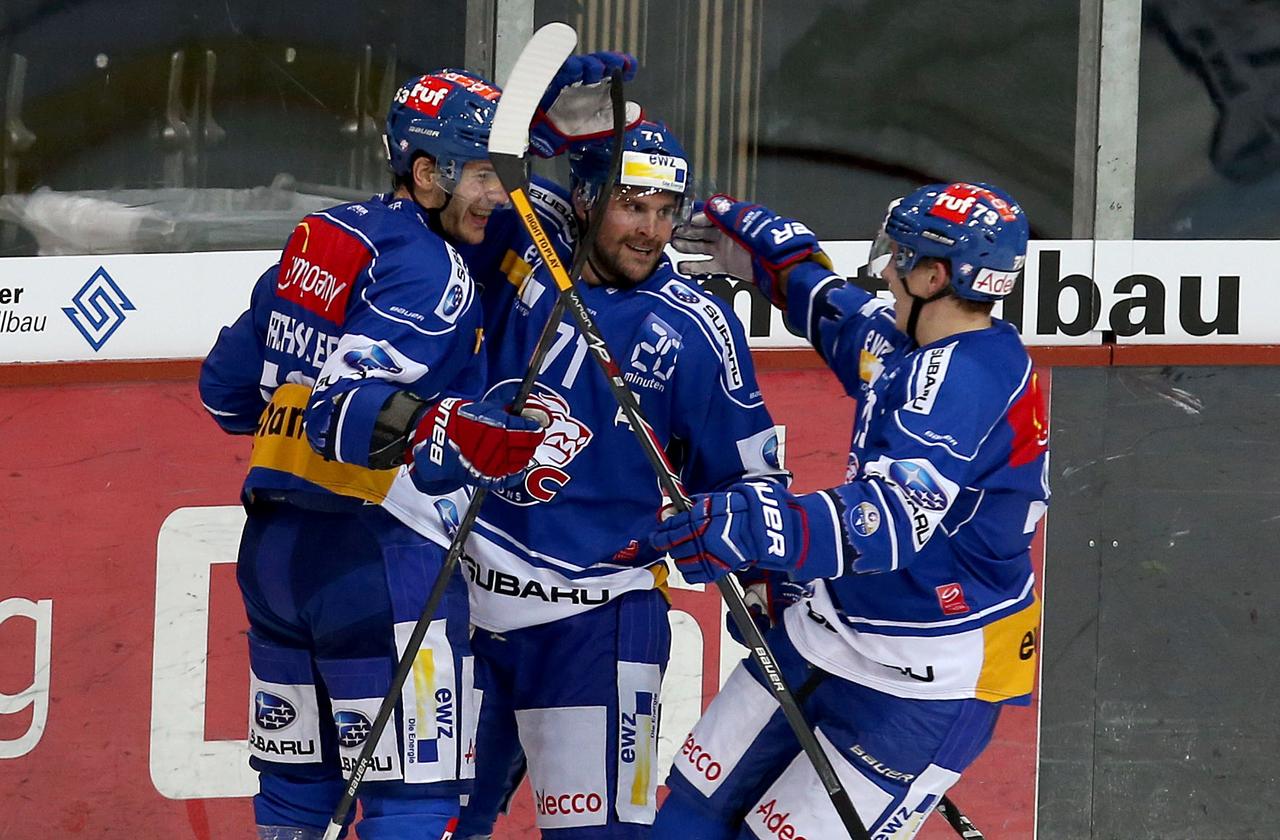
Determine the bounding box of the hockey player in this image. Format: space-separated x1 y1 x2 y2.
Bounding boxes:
198 61 629 840
452 122 789 840
644 183 1049 839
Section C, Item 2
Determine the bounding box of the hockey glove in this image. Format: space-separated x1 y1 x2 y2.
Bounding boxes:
406 397 549 494
670 204 754 281
726 568 809 646
697 194 834 307
529 51 643 157
643 480 809 584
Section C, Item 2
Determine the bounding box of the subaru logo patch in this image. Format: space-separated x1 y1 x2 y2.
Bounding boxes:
344 343 403 374
888 461 948 511
254 691 298 731
671 285 700 304
434 498 461 537
334 709 373 748
762 433 780 470
442 284 464 316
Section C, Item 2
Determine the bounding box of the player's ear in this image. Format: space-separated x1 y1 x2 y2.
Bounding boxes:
412 155 438 194
928 259 952 296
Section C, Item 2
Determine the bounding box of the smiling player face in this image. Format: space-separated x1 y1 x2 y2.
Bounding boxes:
439 160 510 245
583 185 680 286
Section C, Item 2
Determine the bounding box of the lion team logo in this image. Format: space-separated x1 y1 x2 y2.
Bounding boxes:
492 384 593 506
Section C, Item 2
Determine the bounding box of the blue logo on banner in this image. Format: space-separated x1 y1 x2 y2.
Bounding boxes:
62 266 135 351
335 709 373 748
254 691 298 731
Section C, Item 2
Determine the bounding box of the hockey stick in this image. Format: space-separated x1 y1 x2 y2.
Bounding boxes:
320 23 616 840
488 34 876 840
935 796 986 839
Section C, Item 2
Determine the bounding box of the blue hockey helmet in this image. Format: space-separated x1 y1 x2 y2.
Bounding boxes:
569 119 692 221
870 182 1029 302
385 70 502 188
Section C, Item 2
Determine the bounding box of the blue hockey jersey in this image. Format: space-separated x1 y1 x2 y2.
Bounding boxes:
778 262 1049 704
199 194 486 510
462 247 788 632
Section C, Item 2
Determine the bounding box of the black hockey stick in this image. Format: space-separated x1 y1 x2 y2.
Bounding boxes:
936 795 986 839
489 35 875 840
320 23 618 840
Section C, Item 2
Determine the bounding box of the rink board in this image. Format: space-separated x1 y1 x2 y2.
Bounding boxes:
0 363 1041 839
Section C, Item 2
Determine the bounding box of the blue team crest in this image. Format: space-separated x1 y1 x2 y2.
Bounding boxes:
254 691 298 731
334 709 373 748
888 460 948 511
344 343 402 375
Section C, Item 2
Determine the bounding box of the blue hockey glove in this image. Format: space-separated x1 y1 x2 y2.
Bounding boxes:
698 194 834 307
407 397 549 494
644 480 809 584
726 568 810 646
529 51 643 157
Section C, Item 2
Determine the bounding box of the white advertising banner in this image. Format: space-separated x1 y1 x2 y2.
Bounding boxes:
739 240 1257 348
0 250 269 363
0 240 1265 364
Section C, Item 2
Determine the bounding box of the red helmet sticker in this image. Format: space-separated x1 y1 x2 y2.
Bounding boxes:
928 183 1018 224
402 76 454 116
437 71 501 101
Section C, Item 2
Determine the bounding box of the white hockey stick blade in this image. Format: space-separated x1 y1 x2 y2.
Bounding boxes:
489 21 577 158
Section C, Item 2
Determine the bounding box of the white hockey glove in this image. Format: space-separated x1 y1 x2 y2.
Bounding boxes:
669 208 755 281
691 194 834 307
529 52 644 157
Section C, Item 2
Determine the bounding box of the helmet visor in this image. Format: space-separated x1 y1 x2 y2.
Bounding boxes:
437 160 511 209
866 232 920 280
867 228 894 279
605 183 690 228
868 196 913 279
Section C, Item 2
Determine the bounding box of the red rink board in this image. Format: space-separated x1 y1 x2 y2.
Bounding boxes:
0 363 1043 838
